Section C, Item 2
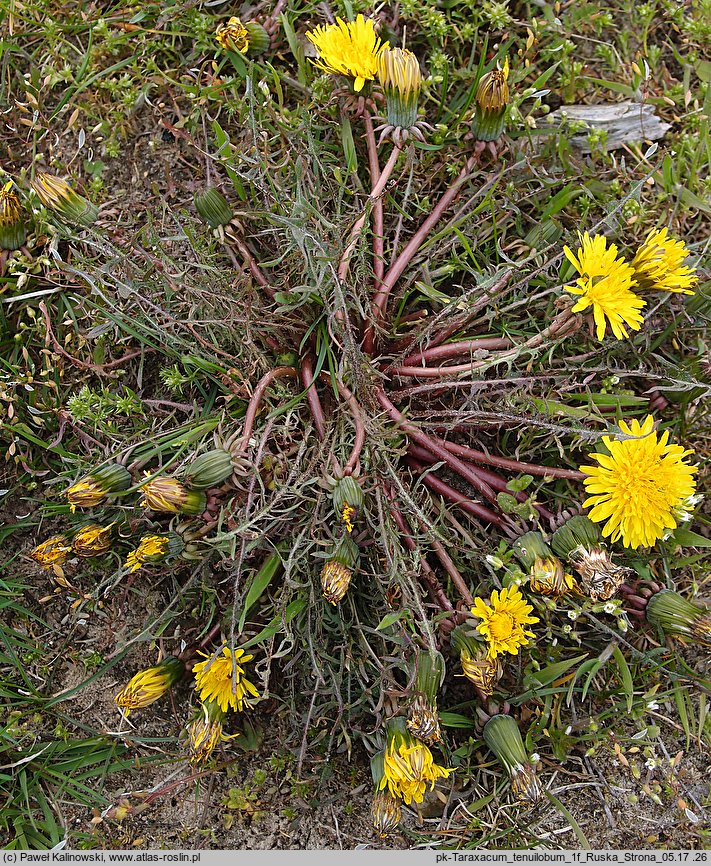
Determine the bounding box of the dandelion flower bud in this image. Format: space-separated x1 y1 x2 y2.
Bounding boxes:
140 475 206 515
378 47 422 128
123 533 184 573
194 188 233 230
31 172 98 227
646 589 711 648
184 448 235 489
115 656 185 716
483 714 543 805
65 463 132 512
380 716 452 806
370 752 402 837
0 181 27 250
471 58 510 142
513 531 574 597
215 17 250 54
71 523 114 557
450 625 502 696
186 700 236 764
320 536 359 605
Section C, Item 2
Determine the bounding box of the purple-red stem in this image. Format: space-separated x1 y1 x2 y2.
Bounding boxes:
437 438 585 481
300 354 327 441
333 378 366 475
363 112 385 289
364 155 477 355
238 367 297 450
400 337 512 367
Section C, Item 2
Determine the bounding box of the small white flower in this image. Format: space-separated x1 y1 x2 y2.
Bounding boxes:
603 602 617 614
486 555 504 569
645 758 658 770
646 700 659 711
530 753 541 764
562 624 572 634
567 610 578 621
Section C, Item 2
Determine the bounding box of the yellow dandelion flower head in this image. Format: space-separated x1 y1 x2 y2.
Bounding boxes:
471 585 539 659
476 57 510 112
65 478 107 512
306 14 388 92
215 17 249 54
377 47 422 98
192 646 260 713
460 647 502 695
0 181 23 227
115 657 184 716
30 535 72 569
140 475 188 512
580 415 698 550
124 534 170 573
631 227 698 295
564 232 645 341
72 523 114 557
380 727 452 805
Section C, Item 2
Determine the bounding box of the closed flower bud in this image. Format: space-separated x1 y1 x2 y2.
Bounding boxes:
243 22 270 55
115 656 185 716
30 535 72 570
194 188 233 230
330 475 364 514
471 58 509 142
407 692 441 744
378 47 422 129
123 533 184 573
71 523 114 557
370 752 402 836
483 714 543 805
65 463 132 512
184 449 234 489
31 172 98 226
0 181 27 250
140 475 206 515
646 589 711 648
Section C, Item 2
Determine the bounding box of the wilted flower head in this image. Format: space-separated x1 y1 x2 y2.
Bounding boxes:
564 232 645 341
123 534 179 573
192 646 260 713
215 17 249 53
31 172 98 226
30 535 72 570
140 474 206 515
0 181 27 250
476 57 510 112
65 464 132 512
380 717 452 806
530 556 576 597
320 535 358 605
115 656 185 717
371 788 401 837
306 15 387 93
551 516 629 601
451 626 504 696
581 415 697 549
71 523 114 557
631 228 697 295
186 700 236 764
471 584 539 659
407 692 441 744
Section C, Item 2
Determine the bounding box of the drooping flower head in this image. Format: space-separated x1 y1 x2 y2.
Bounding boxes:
71 523 114 557
192 645 260 713
140 474 206 515
306 15 388 93
551 515 629 602
631 227 698 295
31 172 98 226
581 415 698 549
483 714 543 805
513 531 576 598
564 232 645 341
320 535 359 605
30 535 72 570
215 17 249 53
370 752 402 837
65 463 132 512
380 717 452 806
645 589 711 648
0 181 27 250
123 534 180 573
471 584 539 659
115 656 185 717
185 700 237 764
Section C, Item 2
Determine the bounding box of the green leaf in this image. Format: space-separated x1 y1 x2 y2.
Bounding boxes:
612 645 633 713
506 474 534 492
440 712 478 729
238 553 284 633
524 654 588 691
375 611 404 631
241 599 306 649
669 528 711 548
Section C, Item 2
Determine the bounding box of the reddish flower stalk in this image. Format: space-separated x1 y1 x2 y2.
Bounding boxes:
414 516 474 606
333 378 366 475
300 353 327 441
338 144 401 284
387 493 455 613
224 228 275 299
364 155 479 354
400 337 512 367
376 389 498 504
435 439 585 481
363 112 385 288
237 367 298 450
